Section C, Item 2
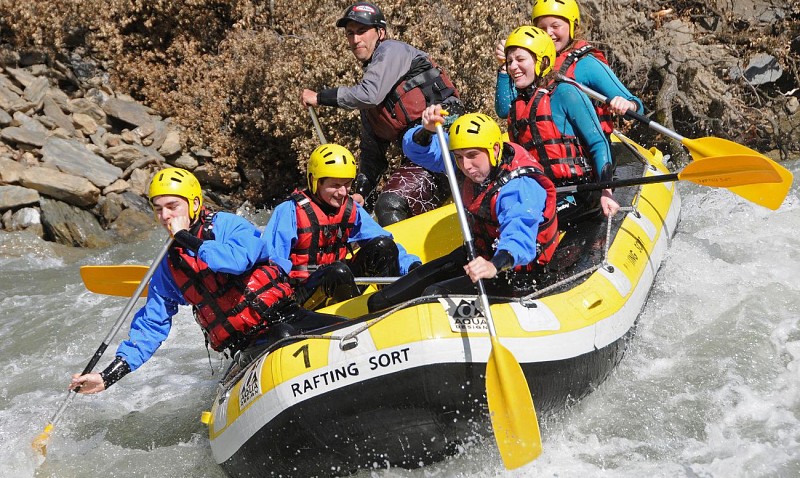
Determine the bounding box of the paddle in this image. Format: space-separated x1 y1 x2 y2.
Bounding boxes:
308 106 327 144
558 75 793 210
434 122 542 468
80 264 397 297
555 153 782 195
32 238 173 457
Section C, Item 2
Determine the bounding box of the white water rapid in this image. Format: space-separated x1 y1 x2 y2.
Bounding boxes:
2 159 798 477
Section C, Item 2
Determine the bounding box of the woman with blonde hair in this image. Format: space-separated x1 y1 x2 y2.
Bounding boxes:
495 0 642 135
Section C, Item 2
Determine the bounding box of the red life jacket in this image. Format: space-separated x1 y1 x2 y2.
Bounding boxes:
365 56 459 142
508 83 594 186
168 210 294 352
462 142 559 268
288 189 358 281
555 41 615 135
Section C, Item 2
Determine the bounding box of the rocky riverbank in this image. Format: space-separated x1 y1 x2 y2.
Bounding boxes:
0 50 232 247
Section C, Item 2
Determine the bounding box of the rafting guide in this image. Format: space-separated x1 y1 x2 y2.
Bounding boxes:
300 1 462 226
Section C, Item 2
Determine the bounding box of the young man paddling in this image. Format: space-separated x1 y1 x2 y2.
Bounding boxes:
69 168 342 394
368 109 559 311
262 144 420 310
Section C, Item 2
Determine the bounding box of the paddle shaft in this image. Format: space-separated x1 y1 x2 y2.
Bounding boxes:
47 238 172 427
356 276 397 284
434 124 497 335
80 264 397 297
308 106 327 144
556 171 679 194
557 74 685 142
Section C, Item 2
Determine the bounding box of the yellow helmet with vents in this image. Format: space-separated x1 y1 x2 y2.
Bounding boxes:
505 26 557 78
148 167 203 219
532 0 580 39
448 113 503 166
307 144 357 194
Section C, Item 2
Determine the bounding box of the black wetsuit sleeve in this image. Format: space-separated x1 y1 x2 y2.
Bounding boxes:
174 230 203 253
99 356 131 390
317 88 339 107
490 250 514 272
412 127 433 146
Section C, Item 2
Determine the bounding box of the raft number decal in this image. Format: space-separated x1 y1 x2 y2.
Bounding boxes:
293 343 311 368
438 297 489 332
238 365 261 411
289 347 411 397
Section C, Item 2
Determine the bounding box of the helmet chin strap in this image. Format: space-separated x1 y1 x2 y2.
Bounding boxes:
374 27 386 49
190 198 202 220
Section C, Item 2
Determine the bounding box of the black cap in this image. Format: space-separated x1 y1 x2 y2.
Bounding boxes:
336 2 387 29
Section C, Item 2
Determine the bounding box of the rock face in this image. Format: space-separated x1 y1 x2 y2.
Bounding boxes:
0 49 221 247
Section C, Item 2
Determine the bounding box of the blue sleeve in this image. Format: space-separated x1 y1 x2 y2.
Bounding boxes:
349 203 421 274
493 177 547 267
401 125 447 173
115 258 184 371
573 56 644 113
115 213 264 371
494 71 517 119
261 200 299 274
551 84 613 175
197 212 266 275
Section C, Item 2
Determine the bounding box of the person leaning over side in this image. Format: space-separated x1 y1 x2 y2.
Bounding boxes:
494 0 643 130
367 110 559 312
262 144 421 311
504 26 620 225
300 1 463 226
69 168 343 394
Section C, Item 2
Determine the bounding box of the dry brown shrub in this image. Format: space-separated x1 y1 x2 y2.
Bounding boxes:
0 0 531 206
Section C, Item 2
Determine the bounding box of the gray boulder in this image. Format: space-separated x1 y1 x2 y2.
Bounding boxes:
41 137 122 188
39 197 111 248
20 167 100 208
0 184 40 211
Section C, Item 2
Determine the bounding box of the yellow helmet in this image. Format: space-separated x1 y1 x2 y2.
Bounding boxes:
448 113 503 166
531 0 580 39
148 167 203 219
504 26 556 78
307 144 357 194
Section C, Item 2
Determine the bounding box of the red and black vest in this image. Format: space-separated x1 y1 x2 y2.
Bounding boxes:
288 190 358 281
463 142 559 268
168 210 294 352
555 41 615 135
365 56 459 142
508 83 593 186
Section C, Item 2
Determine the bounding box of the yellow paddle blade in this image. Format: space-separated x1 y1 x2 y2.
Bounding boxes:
683 137 793 210
31 423 53 456
486 336 542 469
80 265 149 297
682 136 761 160
678 154 782 188
726 164 792 210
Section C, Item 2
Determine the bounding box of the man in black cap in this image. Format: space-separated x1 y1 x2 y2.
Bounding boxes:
301 1 463 227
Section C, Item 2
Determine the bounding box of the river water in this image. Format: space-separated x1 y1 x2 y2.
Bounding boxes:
2 159 798 478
